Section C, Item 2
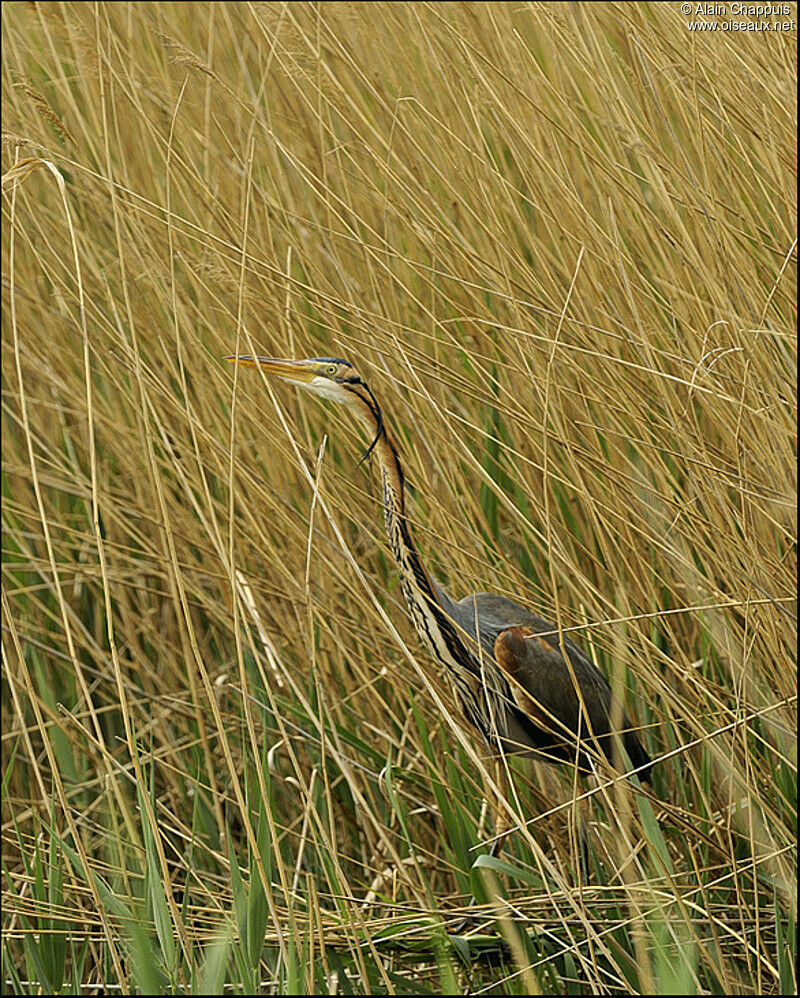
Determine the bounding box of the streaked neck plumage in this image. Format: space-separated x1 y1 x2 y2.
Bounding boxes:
348 392 437 617
345 384 507 745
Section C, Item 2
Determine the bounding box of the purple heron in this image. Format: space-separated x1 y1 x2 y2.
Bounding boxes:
227 355 653 856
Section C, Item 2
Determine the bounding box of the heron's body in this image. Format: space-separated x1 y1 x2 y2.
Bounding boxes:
228 354 653 788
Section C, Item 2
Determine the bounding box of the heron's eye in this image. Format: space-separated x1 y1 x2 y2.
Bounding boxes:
325 364 338 376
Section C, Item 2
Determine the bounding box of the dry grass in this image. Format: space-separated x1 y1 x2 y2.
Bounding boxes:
2 2 796 994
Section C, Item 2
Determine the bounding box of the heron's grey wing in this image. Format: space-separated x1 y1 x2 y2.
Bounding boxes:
443 590 591 663
436 588 652 779
496 625 654 778
492 625 612 743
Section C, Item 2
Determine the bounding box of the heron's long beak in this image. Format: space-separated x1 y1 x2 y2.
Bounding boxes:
224 355 316 384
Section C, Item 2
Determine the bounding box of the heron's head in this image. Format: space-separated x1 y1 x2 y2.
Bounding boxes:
224 355 366 403
225 354 385 459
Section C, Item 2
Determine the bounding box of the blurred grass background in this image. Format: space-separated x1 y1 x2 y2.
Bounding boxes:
2 2 796 994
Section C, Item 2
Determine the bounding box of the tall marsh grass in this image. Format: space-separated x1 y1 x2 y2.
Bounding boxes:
2 2 796 994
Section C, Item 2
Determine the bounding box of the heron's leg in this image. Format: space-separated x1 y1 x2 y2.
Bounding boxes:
449 756 512 934
576 772 594 885
488 755 512 858
578 817 590 885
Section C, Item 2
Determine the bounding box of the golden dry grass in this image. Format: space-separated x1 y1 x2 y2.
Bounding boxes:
2 2 796 994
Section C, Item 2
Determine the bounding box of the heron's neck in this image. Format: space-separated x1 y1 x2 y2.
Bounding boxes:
350 397 440 613
348 394 510 748
372 429 503 725
373 432 436 604
349 394 472 663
